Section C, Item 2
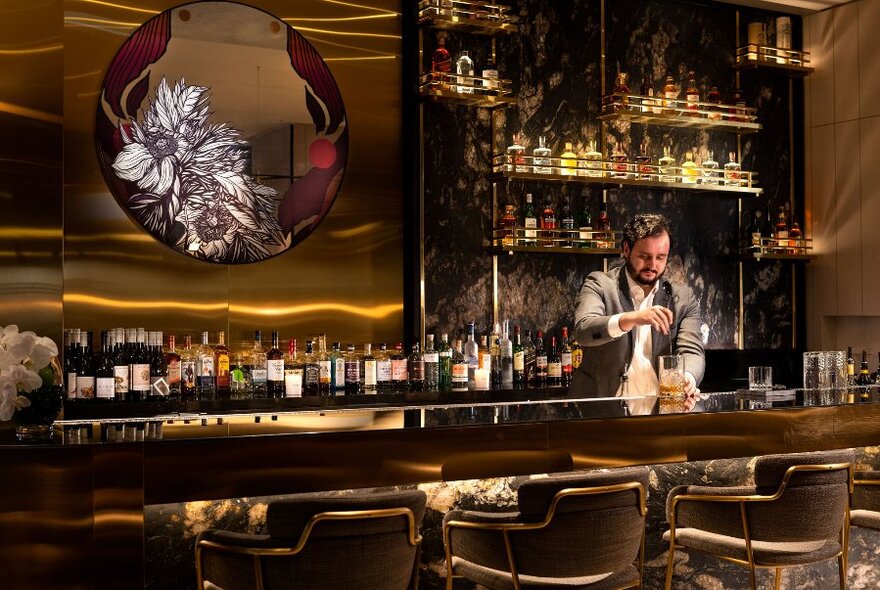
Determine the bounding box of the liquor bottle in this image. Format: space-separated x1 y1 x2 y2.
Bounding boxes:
63 329 76 399
685 71 699 115
464 322 479 389
112 328 130 402
749 209 764 248
302 340 320 396
437 334 452 391
330 341 345 393
489 325 501 388
579 140 603 178
196 331 215 401
532 136 551 174
609 143 629 179
455 50 474 94
226 350 245 398
95 331 115 401
376 343 393 393
706 86 722 120
317 334 331 395
423 334 439 391
534 330 548 388
659 146 676 182
266 330 285 398
213 331 230 400
540 195 557 248
560 142 577 176
506 133 528 173
249 331 268 398
512 325 525 389
856 350 872 387
724 152 742 186
499 320 513 389
148 331 169 400
131 328 151 402
500 204 518 247
702 151 719 185
577 197 593 249
344 343 362 395
774 207 789 250
521 193 538 246
560 327 573 387
451 339 469 392
571 338 583 370
639 73 655 114
635 141 652 180
788 222 803 254
559 195 575 248
408 343 425 392
662 74 678 115
362 343 378 394
431 33 451 85
547 336 562 387
595 209 612 249
681 151 699 184
390 342 408 393
846 346 855 388
284 338 303 398
75 330 95 400
180 334 197 401
166 334 181 399
481 55 498 94
612 71 631 111
731 88 748 122
524 329 537 388
479 334 492 382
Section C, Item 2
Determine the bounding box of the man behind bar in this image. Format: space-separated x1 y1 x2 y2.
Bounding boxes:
571 213 704 410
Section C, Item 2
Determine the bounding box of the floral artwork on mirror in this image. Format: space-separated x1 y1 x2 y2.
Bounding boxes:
95 2 348 264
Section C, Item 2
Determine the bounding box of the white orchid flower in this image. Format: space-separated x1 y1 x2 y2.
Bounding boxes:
14 395 31 410
6 331 36 364
26 339 56 373
0 347 16 372
0 374 17 420
6 364 43 393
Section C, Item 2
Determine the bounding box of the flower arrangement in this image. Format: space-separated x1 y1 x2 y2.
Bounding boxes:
0 325 60 423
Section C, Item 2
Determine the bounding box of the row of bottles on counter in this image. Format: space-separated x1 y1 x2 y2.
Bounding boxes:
430 34 499 94
747 207 806 255
497 193 615 249
847 347 880 390
62 323 587 402
504 135 751 186
606 70 753 121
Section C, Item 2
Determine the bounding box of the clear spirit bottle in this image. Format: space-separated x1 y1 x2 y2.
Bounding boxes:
249 330 268 398
464 322 479 389
500 320 513 388
455 50 474 94
423 334 439 391
580 140 603 178
506 133 528 173
532 136 552 174
361 343 377 394
724 152 742 186
702 151 719 184
659 146 676 183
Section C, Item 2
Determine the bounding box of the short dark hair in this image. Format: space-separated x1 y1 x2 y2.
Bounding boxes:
622 213 674 250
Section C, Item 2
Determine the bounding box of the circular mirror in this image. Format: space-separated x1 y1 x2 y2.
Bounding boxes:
95 1 348 264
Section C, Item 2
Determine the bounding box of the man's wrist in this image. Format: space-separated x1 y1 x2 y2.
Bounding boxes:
608 313 627 338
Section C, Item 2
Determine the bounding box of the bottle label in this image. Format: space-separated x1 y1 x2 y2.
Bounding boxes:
284 370 302 397
536 355 548 369
513 351 525 371
572 349 583 369
687 93 699 104
217 356 230 374
198 356 214 377
167 359 181 385
439 349 452 358
76 376 96 399
319 360 332 384
408 361 425 381
334 358 346 387
181 361 196 387
377 360 392 382
345 361 361 383
391 359 408 381
215 371 230 389
777 230 789 239
480 353 492 371
524 218 537 238
96 377 115 399
131 364 151 392
561 352 572 369
150 376 170 397
251 368 267 385
66 372 78 398
452 363 469 382
267 359 284 381
547 362 562 378
424 352 439 363
305 365 319 387
364 360 377 386
113 365 128 393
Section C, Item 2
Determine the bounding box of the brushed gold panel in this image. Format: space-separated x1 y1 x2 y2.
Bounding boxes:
62 0 403 342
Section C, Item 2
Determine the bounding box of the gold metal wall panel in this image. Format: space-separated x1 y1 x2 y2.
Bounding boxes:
62 0 403 343
0 1 63 344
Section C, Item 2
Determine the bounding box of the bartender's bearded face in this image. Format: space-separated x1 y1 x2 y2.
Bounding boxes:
622 231 670 287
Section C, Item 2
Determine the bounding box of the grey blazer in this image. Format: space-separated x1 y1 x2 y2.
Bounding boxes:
571 265 705 398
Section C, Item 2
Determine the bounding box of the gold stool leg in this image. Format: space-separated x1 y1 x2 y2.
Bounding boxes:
748 564 757 590
664 545 675 590
775 567 781 590
838 554 847 590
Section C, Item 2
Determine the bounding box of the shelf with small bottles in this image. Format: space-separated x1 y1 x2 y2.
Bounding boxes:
599 93 760 133
491 150 762 195
740 208 812 262
733 45 813 76
419 71 516 107
418 0 516 35
488 228 621 255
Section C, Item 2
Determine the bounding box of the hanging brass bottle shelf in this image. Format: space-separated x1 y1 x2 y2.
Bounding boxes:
420 72 516 108
733 45 814 77
418 0 516 35
740 237 813 261
488 227 621 255
599 93 760 134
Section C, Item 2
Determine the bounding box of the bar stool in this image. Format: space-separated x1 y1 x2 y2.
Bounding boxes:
663 450 853 590
195 489 426 590
443 466 649 589
851 469 880 532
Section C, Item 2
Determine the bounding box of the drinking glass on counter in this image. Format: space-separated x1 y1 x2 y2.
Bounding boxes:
803 351 846 391
748 366 773 390
658 354 686 414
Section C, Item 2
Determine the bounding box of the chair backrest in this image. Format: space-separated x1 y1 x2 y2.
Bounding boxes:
260 489 426 590
505 467 649 578
853 470 880 513
747 450 852 542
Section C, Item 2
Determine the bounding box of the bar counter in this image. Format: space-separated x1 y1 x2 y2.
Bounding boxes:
2 389 880 589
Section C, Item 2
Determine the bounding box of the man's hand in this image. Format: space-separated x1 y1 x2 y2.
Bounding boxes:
684 372 700 412
619 305 673 335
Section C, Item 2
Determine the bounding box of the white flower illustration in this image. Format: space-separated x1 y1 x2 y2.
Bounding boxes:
0 325 56 421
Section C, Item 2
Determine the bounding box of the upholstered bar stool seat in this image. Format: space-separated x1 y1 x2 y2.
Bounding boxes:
196 489 427 590
663 450 853 590
851 470 880 531
443 466 650 590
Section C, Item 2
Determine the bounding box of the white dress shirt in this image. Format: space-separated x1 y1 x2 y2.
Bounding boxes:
609 272 660 400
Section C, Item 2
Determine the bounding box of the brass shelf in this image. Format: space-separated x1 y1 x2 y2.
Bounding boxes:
600 94 760 134
741 251 812 262
489 227 621 254
733 45 814 77
741 237 812 261
487 244 621 255
418 0 516 35
420 72 516 108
